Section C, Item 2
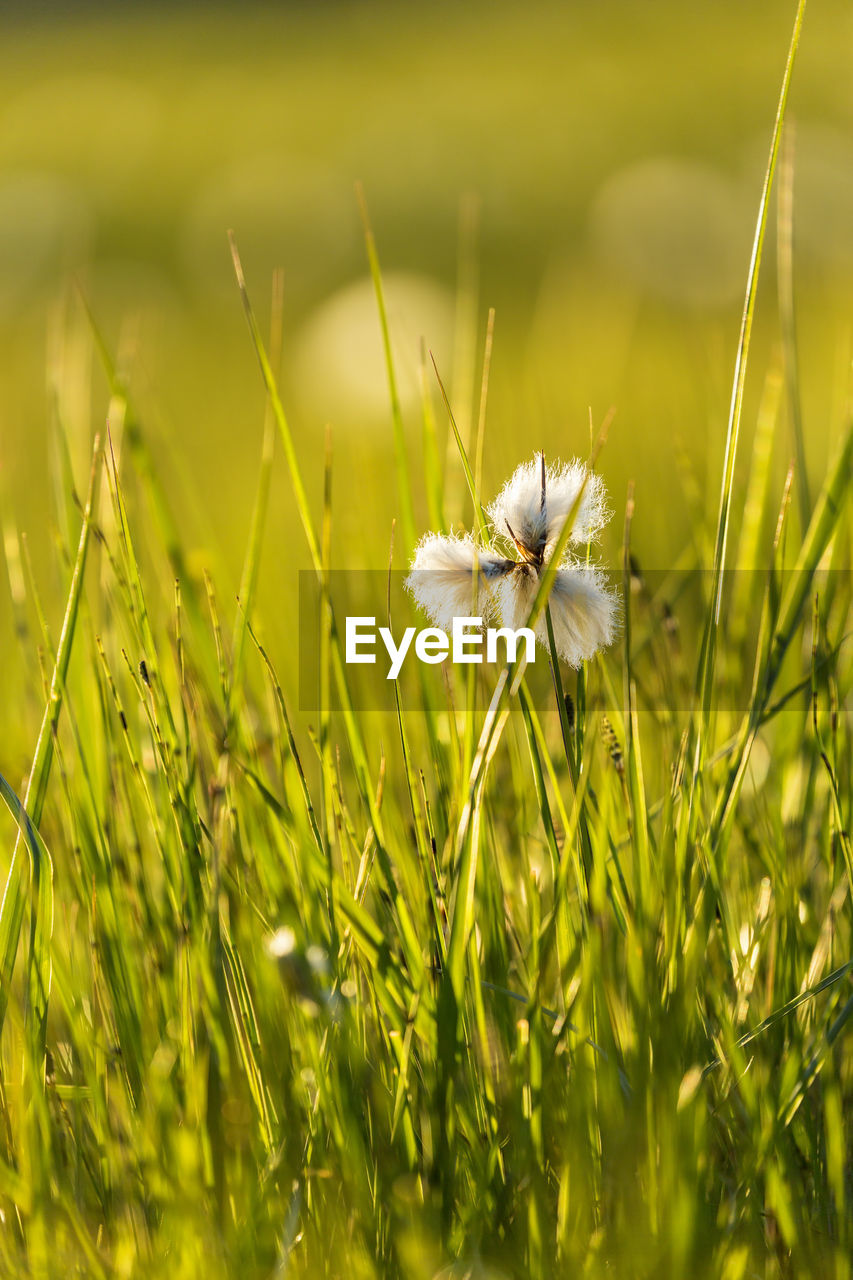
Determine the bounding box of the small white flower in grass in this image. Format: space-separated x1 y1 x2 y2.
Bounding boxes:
405 452 619 667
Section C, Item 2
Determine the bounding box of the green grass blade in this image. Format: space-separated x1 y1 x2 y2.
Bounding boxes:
472 307 495 510
695 0 808 738
430 353 487 539
768 420 853 684
0 436 101 1038
232 267 283 697
76 288 197 605
419 339 448 534
777 122 811 530
229 233 322 572
356 185 417 552
0 773 54 1063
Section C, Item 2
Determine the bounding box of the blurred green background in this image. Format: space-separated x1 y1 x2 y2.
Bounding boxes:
1 0 851 707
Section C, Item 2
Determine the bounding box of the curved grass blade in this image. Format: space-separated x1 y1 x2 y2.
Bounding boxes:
703 957 853 1077
0 774 54 1062
0 435 101 1039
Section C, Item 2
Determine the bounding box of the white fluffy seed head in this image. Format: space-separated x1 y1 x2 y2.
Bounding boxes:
404 533 512 631
491 560 619 667
406 454 617 668
487 453 609 560
535 563 620 667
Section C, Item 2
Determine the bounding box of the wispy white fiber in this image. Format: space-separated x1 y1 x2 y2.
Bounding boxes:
490 563 539 633
491 561 618 667
536 563 620 668
405 533 512 631
487 453 609 558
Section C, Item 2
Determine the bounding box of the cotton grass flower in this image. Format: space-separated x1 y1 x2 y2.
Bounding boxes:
406 452 619 667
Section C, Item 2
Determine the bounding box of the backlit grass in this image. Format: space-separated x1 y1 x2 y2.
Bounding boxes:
1 2 852 1276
